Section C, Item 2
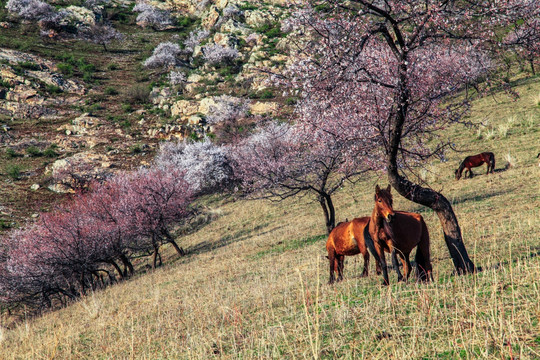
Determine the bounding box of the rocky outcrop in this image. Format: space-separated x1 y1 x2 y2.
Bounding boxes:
48 152 114 193
0 49 86 119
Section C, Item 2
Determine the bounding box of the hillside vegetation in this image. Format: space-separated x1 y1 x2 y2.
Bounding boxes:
0 76 538 358
0 0 539 358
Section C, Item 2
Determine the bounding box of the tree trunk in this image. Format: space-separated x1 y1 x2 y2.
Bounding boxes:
318 193 336 234
108 260 124 279
119 253 134 276
386 55 475 274
386 173 476 274
163 230 186 256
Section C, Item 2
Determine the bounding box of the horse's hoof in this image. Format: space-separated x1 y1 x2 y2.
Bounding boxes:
381 280 390 286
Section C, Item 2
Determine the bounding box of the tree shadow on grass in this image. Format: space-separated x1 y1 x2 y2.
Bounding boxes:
184 222 281 257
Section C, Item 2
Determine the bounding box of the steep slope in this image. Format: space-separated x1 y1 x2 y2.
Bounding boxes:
0 76 538 358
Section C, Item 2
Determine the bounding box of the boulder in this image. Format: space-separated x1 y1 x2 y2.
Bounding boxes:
244 10 273 27
171 100 199 117
202 6 220 29
62 6 97 26
198 97 218 115
250 101 278 115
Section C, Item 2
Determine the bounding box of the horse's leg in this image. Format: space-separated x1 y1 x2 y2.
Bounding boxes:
377 250 389 285
337 255 345 282
391 249 403 282
361 251 369 277
401 253 412 282
328 253 336 284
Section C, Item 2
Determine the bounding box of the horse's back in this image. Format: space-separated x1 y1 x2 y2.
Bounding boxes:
327 217 369 256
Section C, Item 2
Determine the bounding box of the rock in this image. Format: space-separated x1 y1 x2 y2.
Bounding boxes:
202 6 220 29
219 19 250 35
216 0 229 10
213 32 238 47
171 100 199 118
198 97 218 115
250 101 278 115
150 86 173 105
5 85 42 103
188 115 203 125
30 184 40 191
49 152 113 192
245 10 273 27
57 113 101 135
62 6 97 26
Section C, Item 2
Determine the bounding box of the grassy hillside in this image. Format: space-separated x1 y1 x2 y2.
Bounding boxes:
0 75 538 358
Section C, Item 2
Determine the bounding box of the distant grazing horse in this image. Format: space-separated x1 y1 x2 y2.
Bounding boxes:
364 185 433 285
326 217 382 284
455 152 495 180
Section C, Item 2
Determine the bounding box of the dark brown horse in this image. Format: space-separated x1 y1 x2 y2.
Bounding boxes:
455 152 495 180
364 185 433 285
326 217 381 284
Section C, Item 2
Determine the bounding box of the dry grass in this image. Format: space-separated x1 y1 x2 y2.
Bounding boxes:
0 81 539 359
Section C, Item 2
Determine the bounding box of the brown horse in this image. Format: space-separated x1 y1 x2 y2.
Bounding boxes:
364 185 433 285
455 152 495 180
326 217 381 284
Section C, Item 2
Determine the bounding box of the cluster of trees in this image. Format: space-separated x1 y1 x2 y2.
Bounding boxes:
0 168 194 310
2 0 540 312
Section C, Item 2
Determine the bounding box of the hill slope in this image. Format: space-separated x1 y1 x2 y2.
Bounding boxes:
0 75 538 358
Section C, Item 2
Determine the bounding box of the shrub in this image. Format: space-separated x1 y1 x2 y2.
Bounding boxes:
6 0 54 21
184 29 210 54
143 42 181 70
206 95 248 125
104 86 119 95
168 70 187 86
5 148 19 158
78 24 124 51
133 2 173 30
45 84 62 94
26 145 42 157
5 163 21 180
202 44 239 66
125 84 150 104
57 63 73 76
43 144 58 158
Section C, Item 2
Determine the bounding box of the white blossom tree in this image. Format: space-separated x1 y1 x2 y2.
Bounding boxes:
155 138 234 195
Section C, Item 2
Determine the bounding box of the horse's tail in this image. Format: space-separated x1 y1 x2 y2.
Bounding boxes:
490 153 495 172
415 217 433 282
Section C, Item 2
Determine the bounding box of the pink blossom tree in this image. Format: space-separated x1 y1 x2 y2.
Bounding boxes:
280 0 539 274
505 17 540 75
231 121 373 234
111 168 194 268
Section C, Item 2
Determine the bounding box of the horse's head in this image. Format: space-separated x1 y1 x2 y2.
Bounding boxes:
374 184 395 223
455 165 464 180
